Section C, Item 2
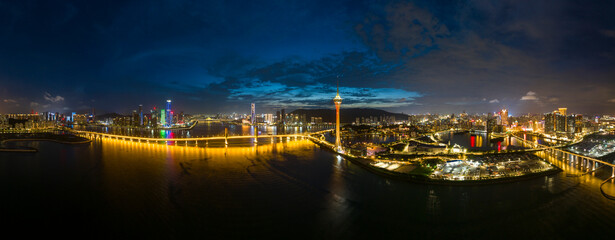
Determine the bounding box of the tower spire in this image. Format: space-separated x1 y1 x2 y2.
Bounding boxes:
336 77 339 95
333 75 343 152
335 74 341 98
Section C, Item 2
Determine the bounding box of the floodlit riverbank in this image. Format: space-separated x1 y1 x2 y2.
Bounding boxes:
310 137 561 185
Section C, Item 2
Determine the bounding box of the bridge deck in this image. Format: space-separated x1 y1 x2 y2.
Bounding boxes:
512 135 615 168
70 129 332 142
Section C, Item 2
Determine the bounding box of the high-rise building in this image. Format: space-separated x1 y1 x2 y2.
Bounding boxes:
160 109 166 126
545 108 577 134
166 100 172 126
281 109 285 125
333 85 342 151
574 114 584 133
276 111 281 124
544 112 556 133
151 108 158 128
311 117 323 124
500 109 508 126
139 104 143 126
566 115 576 134
132 110 138 126
486 114 498 133
251 103 256 125
557 114 567 133
264 114 273 124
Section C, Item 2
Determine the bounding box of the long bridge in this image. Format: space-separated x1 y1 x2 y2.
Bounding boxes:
513 135 615 178
514 134 615 199
70 129 333 146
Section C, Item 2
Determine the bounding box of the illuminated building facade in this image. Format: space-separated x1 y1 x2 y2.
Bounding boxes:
263 114 273 124
276 111 281 123
132 110 138 125
139 104 143 126
575 114 584 133
166 100 172 126
500 109 508 126
333 86 342 151
486 114 498 133
160 109 166 126
567 115 576 133
556 114 567 132
544 108 578 134
311 117 323 124
150 108 158 128
251 103 256 125
544 111 556 133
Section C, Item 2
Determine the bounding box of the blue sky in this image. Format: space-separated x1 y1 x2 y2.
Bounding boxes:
1 0 615 115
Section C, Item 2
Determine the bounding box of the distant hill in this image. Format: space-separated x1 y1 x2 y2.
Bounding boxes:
290 108 408 123
96 113 125 119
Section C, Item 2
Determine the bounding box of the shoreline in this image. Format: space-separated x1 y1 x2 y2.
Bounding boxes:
310 138 562 186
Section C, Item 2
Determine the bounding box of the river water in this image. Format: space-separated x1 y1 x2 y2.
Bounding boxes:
1 136 615 238
436 131 568 152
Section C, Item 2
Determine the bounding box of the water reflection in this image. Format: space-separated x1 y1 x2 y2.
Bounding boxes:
438 131 524 151
437 131 570 152
2 137 615 238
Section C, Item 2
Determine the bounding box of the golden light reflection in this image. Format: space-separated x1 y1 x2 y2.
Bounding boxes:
95 134 313 158
476 134 483 148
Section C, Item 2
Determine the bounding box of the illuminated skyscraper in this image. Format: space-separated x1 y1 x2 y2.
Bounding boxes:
574 114 584 133
251 103 256 125
276 111 281 123
486 114 497 133
333 85 342 151
139 104 143 126
264 114 273 124
500 109 508 126
166 100 172 126
160 109 166 126
151 108 158 128
545 109 574 134
544 111 557 133
558 108 568 132
132 110 138 126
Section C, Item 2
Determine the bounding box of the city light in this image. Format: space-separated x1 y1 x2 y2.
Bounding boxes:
2 1 615 237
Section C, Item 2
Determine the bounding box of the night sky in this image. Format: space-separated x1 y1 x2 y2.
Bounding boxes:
1 0 615 115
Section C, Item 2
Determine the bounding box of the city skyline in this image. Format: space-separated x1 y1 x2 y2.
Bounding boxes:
1 1 615 115
3 2 615 237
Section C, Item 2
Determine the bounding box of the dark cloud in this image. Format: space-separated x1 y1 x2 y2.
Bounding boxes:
355 1 450 62
0 0 614 115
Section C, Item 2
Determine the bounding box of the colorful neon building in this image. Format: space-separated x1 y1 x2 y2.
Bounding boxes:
166 100 172 126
